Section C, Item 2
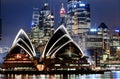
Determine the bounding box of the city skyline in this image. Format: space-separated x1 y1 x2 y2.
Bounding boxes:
1 0 120 46
0 1 120 75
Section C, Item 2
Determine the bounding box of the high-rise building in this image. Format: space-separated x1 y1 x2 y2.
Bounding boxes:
85 29 103 66
98 23 110 54
84 23 110 67
29 26 44 47
39 3 54 39
66 0 90 35
65 0 90 52
104 29 120 69
31 3 54 39
110 29 120 58
97 23 111 67
30 2 54 54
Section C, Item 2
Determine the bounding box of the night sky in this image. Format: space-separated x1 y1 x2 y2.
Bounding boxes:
0 0 120 47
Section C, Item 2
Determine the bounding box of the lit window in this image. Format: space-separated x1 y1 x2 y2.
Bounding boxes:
80 4 85 7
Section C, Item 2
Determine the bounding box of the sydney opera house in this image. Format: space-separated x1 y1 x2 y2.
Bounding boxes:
2 29 37 70
2 25 90 71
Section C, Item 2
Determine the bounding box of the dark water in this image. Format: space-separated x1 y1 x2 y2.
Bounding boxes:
0 71 120 79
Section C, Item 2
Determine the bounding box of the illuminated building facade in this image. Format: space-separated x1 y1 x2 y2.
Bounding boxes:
98 23 110 54
66 0 90 35
110 29 120 58
104 29 120 70
39 3 54 39
85 29 103 66
65 0 90 53
84 23 110 67
32 3 54 40
29 26 45 54
31 8 40 27
31 2 54 42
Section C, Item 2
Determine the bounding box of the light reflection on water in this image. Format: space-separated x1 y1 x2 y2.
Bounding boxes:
0 71 120 79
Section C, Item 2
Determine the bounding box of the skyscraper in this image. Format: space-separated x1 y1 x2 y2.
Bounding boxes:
39 3 54 38
30 2 54 54
110 29 120 58
66 0 90 35
98 23 110 54
85 29 103 66
31 3 54 38
65 0 90 52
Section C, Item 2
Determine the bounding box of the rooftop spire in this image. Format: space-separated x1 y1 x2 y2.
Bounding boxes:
43 2 49 10
62 3 64 9
60 3 66 17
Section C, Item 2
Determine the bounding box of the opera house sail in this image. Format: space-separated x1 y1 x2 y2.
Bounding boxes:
40 25 90 71
42 25 84 58
2 29 37 71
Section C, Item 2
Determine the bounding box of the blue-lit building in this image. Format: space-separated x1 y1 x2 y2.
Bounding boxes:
66 0 90 35
31 8 40 27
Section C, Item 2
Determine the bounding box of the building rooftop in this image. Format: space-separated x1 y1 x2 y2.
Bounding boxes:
98 22 108 29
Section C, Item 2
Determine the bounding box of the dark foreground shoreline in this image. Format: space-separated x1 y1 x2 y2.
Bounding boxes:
0 70 105 74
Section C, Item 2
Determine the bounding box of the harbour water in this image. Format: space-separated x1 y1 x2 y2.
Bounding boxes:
0 71 120 79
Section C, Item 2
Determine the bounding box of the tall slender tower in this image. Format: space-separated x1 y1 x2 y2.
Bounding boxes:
59 3 66 25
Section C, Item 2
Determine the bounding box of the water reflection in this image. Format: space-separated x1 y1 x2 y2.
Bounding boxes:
0 71 120 79
112 71 120 79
